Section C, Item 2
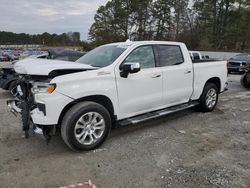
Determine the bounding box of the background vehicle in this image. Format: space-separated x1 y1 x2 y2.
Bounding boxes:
48 48 86 62
189 51 202 60
25 53 49 59
0 63 18 91
202 55 210 59
227 54 250 73
0 54 12 62
240 66 250 88
8 41 228 151
0 49 86 91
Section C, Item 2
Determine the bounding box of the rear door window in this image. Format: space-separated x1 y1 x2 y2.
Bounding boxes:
157 45 184 66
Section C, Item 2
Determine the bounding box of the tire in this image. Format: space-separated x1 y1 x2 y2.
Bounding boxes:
8 81 17 91
198 83 219 112
61 101 111 151
240 74 250 89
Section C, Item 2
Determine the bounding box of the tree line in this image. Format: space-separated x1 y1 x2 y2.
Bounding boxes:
0 31 81 46
1 0 249 51
89 0 250 51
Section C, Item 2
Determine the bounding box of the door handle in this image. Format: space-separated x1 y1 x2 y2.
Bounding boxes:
184 70 192 74
151 74 161 78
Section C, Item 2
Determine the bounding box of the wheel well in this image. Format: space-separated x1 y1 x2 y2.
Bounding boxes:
205 77 221 91
58 95 115 126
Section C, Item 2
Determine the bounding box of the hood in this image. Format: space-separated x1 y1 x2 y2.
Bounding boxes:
14 59 96 76
228 59 250 63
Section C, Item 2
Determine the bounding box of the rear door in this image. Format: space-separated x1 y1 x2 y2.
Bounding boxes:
156 45 193 106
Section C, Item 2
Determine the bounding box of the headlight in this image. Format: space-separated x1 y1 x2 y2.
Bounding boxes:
31 83 57 94
31 82 50 94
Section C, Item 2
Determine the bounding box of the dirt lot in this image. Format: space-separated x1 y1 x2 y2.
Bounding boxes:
0 74 249 188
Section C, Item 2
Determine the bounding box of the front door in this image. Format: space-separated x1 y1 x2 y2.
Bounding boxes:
115 45 163 119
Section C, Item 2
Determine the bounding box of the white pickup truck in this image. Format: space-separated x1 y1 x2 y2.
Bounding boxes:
8 41 228 151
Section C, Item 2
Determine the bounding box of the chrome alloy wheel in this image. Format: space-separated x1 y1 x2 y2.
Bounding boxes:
74 112 105 145
205 88 217 108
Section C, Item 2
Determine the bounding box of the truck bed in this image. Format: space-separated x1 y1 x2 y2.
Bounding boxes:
192 59 222 63
191 60 228 100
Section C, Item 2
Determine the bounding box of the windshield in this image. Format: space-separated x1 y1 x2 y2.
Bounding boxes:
76 45 127 67
231 54 250 61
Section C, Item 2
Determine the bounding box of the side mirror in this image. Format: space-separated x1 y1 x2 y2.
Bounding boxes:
120 62 141 78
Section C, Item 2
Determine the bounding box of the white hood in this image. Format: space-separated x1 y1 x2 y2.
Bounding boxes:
14 59 95 76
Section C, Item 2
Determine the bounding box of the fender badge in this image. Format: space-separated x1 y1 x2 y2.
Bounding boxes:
97 71 111 76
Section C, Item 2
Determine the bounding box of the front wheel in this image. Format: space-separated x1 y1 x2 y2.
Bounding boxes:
61 102 111 151
198 83 219 112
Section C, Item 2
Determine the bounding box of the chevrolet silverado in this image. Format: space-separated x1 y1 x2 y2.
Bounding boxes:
7 41 228 151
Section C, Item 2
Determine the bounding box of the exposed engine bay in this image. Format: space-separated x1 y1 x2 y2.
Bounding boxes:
7 66 94 143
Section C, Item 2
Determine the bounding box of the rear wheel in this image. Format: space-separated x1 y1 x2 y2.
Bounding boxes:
61 102 111 151
240 74 250 88
198 83 219 112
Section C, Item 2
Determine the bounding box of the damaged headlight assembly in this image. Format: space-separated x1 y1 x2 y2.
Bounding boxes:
31 82 56 94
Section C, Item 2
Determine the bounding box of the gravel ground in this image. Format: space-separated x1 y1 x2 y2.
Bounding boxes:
0 74 249 188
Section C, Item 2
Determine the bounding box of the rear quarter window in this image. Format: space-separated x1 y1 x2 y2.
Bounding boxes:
157 45 184 66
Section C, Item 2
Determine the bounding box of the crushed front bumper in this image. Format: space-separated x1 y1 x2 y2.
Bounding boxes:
6 99 44 135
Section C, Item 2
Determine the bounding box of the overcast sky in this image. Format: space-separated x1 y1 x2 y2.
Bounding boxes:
0 0 108 40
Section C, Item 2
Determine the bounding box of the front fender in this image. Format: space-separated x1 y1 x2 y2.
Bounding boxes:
51 70 120 118
31 91 74 125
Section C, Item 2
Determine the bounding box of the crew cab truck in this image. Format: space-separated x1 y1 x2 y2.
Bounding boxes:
8 41 228 151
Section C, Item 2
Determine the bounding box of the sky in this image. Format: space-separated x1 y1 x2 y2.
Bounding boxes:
0 0 109 40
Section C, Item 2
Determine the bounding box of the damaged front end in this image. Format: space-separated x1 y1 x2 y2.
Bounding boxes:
7 75 56 143
7 59 95 143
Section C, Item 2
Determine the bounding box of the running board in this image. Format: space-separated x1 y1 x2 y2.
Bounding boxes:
118 102 199 126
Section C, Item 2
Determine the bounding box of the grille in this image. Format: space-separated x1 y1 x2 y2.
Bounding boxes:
228 62 241 66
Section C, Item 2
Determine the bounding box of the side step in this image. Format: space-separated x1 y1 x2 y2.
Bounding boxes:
118 101 199 126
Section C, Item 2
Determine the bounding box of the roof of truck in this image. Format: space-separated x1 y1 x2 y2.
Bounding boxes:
104 40 185 47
